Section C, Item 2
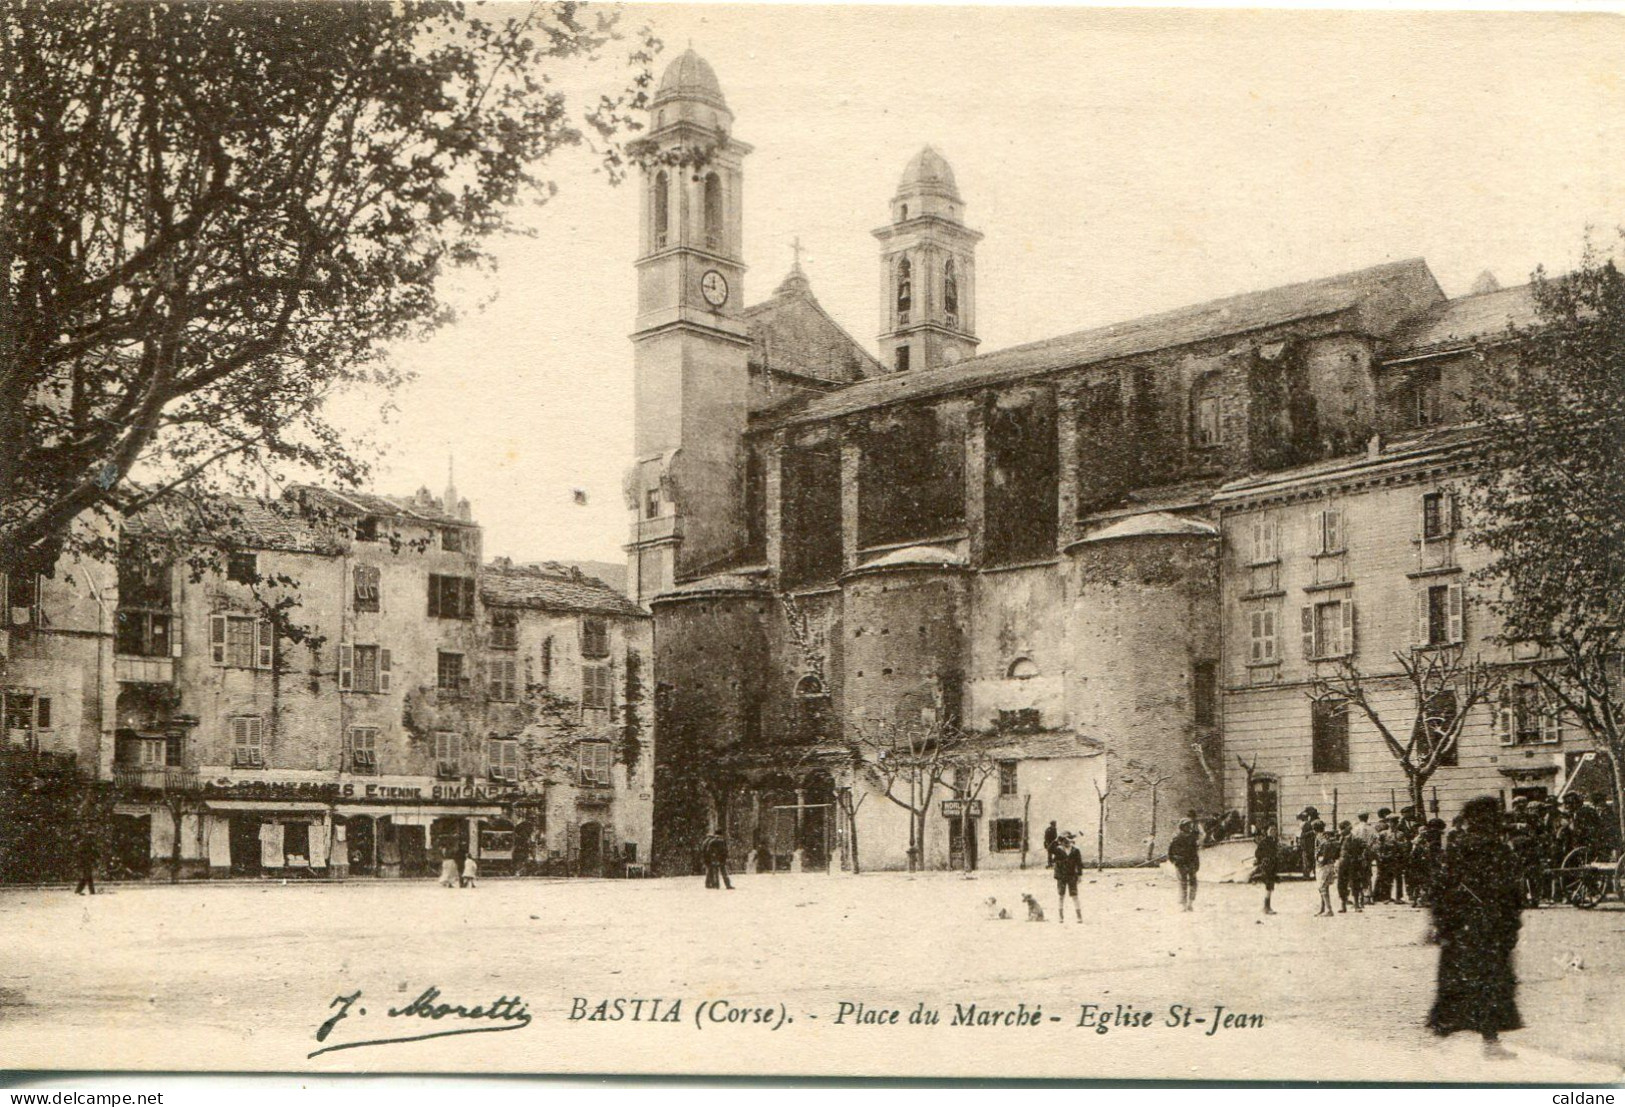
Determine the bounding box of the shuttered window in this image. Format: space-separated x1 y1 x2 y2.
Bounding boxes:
427 574 475 619
1416 583 1465 647
1249 608 1278 663
578 741 613 786
231 716 264 767
1301 599 1354 660
582 663 612 711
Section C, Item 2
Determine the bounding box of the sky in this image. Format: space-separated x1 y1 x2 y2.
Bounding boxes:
337 4 1625 566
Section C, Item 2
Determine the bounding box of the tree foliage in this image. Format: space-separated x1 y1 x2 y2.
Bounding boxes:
1462 235 1625 838
1 1 654 574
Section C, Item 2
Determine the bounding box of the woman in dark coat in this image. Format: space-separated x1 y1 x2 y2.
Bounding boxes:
1427 796 1524 1058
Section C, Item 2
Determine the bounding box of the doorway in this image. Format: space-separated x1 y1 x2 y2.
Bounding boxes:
948 816 979 871
228 816 262 875
347 817 376 875
578 821 602 876
1248 776 1280 834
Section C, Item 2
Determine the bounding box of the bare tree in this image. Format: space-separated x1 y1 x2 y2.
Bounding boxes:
1309 647 1503 816
851 715 974 872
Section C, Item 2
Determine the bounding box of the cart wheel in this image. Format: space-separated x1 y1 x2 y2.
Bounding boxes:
1569 871 1603 909
1562 847 1592 869
1614 854 1625 903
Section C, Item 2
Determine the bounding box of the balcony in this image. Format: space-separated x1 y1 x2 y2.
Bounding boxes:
113 765 199 793
576 785 615 806
116 656 174 684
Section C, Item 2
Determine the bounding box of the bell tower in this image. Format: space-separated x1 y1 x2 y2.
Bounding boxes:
627 49 753 603
873 146 982 374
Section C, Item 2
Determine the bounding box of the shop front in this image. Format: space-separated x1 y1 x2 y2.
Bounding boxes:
145 767 527 880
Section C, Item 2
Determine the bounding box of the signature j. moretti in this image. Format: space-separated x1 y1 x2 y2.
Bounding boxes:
308 986 533 1058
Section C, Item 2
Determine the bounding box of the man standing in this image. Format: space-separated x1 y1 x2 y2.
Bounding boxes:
1168 819 1201 912
1338 820 1369 912
1053 833 1084 923
73 829 97 896
1297 807 1320 878
1043 820 1059 869
1252 823 1281 915
1314 821 1338 916
701 831 733 890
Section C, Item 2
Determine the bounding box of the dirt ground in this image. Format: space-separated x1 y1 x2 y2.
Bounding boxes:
1 867 1620 1081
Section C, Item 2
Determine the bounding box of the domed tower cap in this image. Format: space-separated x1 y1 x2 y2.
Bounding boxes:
896 145 961 202
651 47 729 112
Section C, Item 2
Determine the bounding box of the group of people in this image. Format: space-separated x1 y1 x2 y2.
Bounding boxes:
1287 807 1439 916
437 846 478 888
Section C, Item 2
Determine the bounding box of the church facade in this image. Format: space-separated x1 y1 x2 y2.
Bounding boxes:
628 50 1576 877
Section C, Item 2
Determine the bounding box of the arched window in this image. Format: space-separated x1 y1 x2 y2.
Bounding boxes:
703 172 723 250
1007 657 1039 681
795 673 828 698
653 170 669 249
899 203 909 221
896 257 912 323
944 258 959 325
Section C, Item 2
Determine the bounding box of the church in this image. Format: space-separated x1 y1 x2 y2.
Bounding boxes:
627 49 1574 876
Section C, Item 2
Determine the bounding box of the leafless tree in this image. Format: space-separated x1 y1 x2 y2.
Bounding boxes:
1309 647 1503 816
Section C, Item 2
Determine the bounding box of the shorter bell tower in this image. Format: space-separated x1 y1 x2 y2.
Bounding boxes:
873 146 982 374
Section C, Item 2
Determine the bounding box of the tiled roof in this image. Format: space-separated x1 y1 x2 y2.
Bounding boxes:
125 494 336 553
743 266 884 390
650 570 772 602
755 258 1443 429
482 561 647 618
969 730 1105 761
1384 283 1538 359
290 484 471 528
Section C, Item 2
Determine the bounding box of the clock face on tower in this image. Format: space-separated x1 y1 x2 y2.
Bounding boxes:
700 269 729 308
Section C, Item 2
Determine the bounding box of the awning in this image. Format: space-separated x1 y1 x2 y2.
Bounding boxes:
206 799 331 813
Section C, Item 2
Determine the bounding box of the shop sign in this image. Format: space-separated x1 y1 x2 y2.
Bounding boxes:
200 768 522 804
940 799 982 819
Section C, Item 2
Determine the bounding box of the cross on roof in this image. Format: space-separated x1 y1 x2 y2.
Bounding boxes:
790 236 805 270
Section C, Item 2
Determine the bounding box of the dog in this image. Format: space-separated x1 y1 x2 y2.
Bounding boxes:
1021 893 1046 922
982 896 1011 921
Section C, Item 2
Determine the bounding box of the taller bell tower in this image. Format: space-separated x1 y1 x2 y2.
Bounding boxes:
627 49 753 603
873 146 982 374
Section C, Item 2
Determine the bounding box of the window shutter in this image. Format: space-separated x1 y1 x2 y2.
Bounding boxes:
1325 509 1343 553
1496 690 1514 746
379 649 392 693
1301 606 1316 661
210 615 227 664
257 620 274 669
1415 591 1431 648
170 616 184 658
1262 610 1276 661
231 716 246 746
1313 510 1329 554
1339 599 1355 657
1444 492 1458 535
338 644 354 691
1249 612 1263 663
1540 694 1562 744
461 578 476 618
1446 584 1464 644
427 577 440 617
